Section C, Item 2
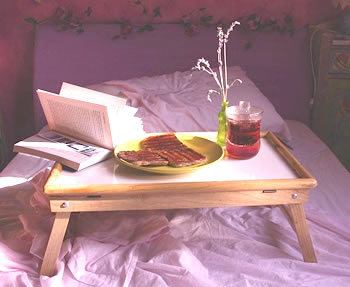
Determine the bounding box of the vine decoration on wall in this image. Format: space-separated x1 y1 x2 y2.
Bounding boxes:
238 13 295 49
25 6 93 34
25 1 295 48
113 6 216 39
112 0 162 39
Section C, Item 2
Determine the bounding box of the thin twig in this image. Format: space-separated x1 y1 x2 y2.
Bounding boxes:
193 20 241 102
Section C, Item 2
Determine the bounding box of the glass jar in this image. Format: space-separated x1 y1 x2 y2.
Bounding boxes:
226 101 263 159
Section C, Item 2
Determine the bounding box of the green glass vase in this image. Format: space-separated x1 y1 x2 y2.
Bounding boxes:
216 100 229 146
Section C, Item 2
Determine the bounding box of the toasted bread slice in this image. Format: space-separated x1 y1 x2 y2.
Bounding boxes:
119 134 207 168
155 147 207 167
140 133 186 151
117 150 169 166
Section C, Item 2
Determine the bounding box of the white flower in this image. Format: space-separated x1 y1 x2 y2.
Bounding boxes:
194 20 242 102
207 89 220 102
193 57 211 71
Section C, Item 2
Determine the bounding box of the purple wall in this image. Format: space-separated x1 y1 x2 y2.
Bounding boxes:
0 0 337 152
33 24 312 130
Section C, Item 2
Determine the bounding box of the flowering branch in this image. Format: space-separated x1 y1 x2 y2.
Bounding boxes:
194 58 223 89
228 78 243 89
217 27 224 96
207 89 221 102
193 20 241 104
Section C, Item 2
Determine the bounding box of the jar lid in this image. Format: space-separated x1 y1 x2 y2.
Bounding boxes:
226 101 263 120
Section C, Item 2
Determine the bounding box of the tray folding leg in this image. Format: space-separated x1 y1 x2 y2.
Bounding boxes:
284 203 317 263
40 212 71 276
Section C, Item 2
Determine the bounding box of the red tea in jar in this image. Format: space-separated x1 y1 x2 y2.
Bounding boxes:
226 101 263 159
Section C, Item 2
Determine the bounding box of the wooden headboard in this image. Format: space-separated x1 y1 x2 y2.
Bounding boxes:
33 24 312 130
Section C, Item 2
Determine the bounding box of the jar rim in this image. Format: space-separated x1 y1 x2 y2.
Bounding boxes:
226 105 263 119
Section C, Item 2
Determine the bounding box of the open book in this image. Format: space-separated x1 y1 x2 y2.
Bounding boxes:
14 83 144 171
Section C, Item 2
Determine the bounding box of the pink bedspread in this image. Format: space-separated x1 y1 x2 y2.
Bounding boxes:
1 66 349 286
1 121 350 287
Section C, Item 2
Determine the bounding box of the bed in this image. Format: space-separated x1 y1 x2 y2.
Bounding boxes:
0 24 349 287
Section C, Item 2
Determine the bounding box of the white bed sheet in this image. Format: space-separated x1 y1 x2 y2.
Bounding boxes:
0 120 349 287
88 67 293 143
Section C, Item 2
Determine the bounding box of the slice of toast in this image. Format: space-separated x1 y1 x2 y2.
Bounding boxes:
118 134 207 168
140 133 186 151
117 150 169 166
141 133 207 167
155 148 207 167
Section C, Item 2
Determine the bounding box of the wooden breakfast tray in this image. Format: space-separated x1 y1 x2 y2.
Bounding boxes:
44 131 316 199
40 131 318 276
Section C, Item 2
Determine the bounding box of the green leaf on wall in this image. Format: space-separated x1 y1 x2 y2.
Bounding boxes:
153 7 161 17
24 17 38 26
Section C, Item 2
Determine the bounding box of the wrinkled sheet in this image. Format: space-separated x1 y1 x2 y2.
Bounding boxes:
0 120 349 287
88 67 292 143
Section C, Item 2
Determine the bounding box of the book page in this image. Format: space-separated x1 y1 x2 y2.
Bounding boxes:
108 104 141 145
14 132 112 171
37 89 115 149
59 83 135 146
38 130 104 157
60 82 127 108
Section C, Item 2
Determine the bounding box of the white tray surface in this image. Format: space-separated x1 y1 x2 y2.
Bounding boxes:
54 135 298 187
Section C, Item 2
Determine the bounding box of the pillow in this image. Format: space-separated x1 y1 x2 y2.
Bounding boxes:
89 66 292 142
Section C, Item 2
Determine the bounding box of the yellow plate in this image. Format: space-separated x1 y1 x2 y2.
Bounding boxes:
114 133 224 174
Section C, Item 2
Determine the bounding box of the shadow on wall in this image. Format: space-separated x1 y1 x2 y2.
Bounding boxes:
0 111 9 171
